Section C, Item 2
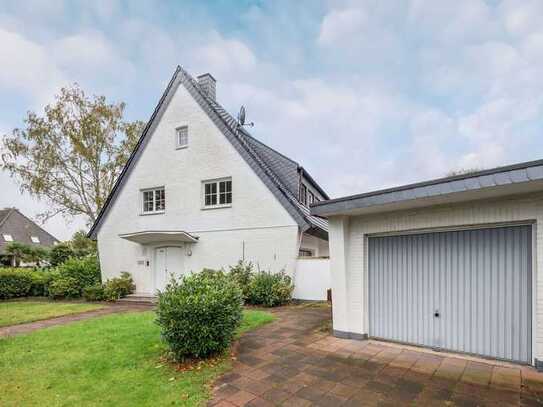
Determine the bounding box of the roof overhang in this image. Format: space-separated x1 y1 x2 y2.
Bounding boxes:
311 160 543 217
119 230 199 244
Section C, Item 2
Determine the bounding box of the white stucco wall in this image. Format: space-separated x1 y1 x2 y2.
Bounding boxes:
293 258 330 300
97 82 300 292
300 233 330 257
328 192 543 364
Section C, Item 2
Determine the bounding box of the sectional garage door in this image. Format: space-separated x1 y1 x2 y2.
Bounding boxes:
368 225 532 363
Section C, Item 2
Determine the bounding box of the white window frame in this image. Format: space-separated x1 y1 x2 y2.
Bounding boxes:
202 178 232 209
2 234 13 242
300 184 308 206
30 236 40 243
308 191 315 205
176 125 188 149
141 187 166 215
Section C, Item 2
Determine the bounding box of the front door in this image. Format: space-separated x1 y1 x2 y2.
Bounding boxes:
154 246 184 292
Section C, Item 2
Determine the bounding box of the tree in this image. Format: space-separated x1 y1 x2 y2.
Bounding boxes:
4 242 29 266
70 230 97 257
1 84 145 226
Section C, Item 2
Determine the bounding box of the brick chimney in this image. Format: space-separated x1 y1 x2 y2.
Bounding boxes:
197 73 216 101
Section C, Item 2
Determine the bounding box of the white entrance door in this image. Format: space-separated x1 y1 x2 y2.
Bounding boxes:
154 246 184 292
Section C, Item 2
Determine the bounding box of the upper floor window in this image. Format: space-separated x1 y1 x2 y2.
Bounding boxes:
142 187 165 214
308 191 315 205
203 178 232 208
30 236 40 243
2 234 13 242
176 126 188 149
300 184 308 206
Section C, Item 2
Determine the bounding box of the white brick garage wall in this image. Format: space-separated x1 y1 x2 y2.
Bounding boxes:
328 192 543 366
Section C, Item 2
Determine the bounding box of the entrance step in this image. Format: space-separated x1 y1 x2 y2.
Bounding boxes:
118 293 157 305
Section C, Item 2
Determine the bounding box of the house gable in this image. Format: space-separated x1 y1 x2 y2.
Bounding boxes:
89 66 321 238
92 69 299 238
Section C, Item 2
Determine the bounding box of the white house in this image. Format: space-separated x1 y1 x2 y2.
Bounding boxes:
311 161 543 368
89 66 329 296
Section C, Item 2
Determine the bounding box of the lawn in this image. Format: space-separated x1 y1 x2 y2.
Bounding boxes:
0 300 105 327
0 309 274 406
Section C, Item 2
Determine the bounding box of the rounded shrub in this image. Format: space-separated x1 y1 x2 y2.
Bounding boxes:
83 284 105 301
246 271 294 307
0 268 33 299
56 256 101 289
48 277 81 299
155 270 243 361
228 260 253 300
102 272 135 301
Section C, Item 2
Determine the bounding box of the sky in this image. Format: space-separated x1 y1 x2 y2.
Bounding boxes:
1 0 543 240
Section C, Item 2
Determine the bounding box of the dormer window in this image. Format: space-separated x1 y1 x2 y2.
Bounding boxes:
176 126 188 149
31 236 40 243
2 234 13 242
300 184 308 206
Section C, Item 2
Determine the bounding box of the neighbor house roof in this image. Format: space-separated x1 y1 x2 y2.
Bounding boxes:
311 159 543 217
0 208 59 255
89 66 328 239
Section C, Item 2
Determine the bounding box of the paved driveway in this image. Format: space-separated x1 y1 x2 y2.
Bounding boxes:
211 304 543 406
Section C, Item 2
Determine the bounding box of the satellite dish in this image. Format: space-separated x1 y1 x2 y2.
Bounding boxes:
238 105 246 126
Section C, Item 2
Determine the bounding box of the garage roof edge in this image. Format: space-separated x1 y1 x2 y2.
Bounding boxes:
311 158 543 216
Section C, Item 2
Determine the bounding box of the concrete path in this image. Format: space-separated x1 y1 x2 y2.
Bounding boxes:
210 304 543 406
0 303 152 337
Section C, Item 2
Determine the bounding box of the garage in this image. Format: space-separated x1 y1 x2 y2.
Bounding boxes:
311 159 543 367
368 225 532 363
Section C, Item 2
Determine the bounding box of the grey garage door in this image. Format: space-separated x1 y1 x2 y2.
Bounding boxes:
368 225 532 363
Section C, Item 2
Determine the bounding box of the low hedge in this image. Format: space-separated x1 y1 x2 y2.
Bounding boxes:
48 277 81 299
102 272 135 301
156 270 243 361
0 269 34 299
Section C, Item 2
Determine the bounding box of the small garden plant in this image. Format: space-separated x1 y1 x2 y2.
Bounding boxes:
226 261 294 307
155 270 243 361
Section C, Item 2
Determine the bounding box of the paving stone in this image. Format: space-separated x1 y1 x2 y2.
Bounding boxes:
295 385 327 402
461 361 493 386
225 390 256 406
491 366 521 391
208 305 530 407
261 388 291 403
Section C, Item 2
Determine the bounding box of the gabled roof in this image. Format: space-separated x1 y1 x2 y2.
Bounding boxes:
0 208 59 254
89 66 328 239
311 158 543 217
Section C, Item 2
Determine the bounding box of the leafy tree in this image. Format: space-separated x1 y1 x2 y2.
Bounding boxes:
70 230 97 257
49 243 75 267
4 242 29 266
1 84 145 226
4 242 48 266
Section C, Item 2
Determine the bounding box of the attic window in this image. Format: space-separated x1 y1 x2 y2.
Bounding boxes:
176 126 188 149
31 236 40 243
308 191 315 205
2 234 13 242
300 184 308 206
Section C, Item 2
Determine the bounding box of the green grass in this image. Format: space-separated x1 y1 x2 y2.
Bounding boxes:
0 300 105 327
0 309 275 406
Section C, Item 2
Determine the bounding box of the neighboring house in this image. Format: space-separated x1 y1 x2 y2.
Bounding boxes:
88 66 329 295
311 159 543 367
0 208 59 266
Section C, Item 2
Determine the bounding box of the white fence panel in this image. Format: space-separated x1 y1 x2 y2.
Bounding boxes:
293 258 330 301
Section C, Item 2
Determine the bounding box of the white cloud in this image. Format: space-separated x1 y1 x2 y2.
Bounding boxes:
318 8 368 46
0 28 66 105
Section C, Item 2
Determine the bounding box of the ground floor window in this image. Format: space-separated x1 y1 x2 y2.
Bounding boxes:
298 248 313 257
